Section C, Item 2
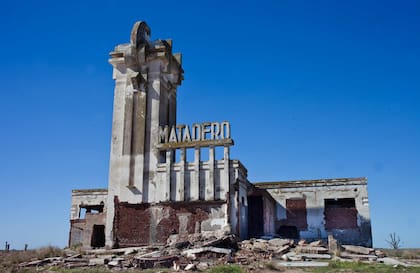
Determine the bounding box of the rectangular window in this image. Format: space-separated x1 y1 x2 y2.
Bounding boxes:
324 198 357 229
286 199 308 230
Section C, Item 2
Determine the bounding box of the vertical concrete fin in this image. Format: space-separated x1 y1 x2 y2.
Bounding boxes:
222 146 230 199
166 149 173 202
192 147 200 201
207 146 215 200
178 148 186 201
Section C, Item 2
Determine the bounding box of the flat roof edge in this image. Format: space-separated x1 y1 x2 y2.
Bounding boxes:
254 177 367 189
72 188 108 194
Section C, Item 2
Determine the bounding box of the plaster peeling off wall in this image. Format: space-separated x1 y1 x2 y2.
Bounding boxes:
113 197 228 247
255 178 372 247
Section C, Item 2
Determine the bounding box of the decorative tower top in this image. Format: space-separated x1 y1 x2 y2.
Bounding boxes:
106 21 184 206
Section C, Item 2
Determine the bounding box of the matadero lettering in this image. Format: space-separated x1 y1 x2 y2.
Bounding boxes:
159 121 231 144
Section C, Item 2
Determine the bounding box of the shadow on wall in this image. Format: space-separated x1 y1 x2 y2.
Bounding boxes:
270 204 372 247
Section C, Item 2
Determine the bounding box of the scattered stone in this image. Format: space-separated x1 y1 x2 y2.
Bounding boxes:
66 262 89 268
340 252 378 260
107 260 121 267
182 246 232 259
278 261 329 267
300 253 332 259
88 258 105 266
268 238 291 247
284 251 302 261
342 245 374 255
196 262 209 270
270 245 290 255
378 257 410 267
296 245 329 254
251 241 267 252
136 255 178 269
298 239 307 246
281 254 289 261
16 235 407 271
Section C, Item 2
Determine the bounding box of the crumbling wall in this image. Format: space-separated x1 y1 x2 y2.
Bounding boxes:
255 178 372 247
69 189 107 248
69 213 106 247
113 198 228 247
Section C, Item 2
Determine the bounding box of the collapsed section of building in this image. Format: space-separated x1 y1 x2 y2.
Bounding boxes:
69 21 372 249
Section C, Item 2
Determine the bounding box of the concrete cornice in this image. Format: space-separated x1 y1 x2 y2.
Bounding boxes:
254 177 368 189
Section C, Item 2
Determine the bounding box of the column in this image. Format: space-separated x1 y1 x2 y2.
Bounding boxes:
221 145 230 200
207 146 215 200
166 149 173 201
191 147 200 201
178 148 186 201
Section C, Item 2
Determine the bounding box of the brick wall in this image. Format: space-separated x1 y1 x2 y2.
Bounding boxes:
113 197 226 247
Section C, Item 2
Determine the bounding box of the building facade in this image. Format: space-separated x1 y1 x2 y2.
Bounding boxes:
254 178 372 246
69 21 372 249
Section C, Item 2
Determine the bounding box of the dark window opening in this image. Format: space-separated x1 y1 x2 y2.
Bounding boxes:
91 225 105 248
324 198 357 229
325 198 355 208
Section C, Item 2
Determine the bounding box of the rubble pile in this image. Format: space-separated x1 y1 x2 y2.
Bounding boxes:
18 234 411 270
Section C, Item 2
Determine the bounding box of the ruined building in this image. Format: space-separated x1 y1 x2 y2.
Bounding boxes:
69 22 372 249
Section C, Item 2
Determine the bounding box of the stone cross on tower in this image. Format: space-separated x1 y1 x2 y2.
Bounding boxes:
105 21 183 245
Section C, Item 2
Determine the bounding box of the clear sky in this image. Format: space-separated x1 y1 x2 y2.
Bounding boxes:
1 0 419 249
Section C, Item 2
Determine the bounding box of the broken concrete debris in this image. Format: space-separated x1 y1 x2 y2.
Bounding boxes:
342 244 375 255
18 234 414 270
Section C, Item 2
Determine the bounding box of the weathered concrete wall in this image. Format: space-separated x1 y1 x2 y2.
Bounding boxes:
70 189 107 220
255 178 372 247
232 160 249 240
69 213 106 248
262 195 276 235
113 198 228 247
69 189 107 248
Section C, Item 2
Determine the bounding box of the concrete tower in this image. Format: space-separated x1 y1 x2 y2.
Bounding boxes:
105 22 183 246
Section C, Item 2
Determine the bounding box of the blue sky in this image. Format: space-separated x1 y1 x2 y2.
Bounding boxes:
1 0 419 249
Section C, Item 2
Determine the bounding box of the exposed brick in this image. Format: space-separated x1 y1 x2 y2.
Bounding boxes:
285 199 308 230
325 207 357 229
113 198 225 247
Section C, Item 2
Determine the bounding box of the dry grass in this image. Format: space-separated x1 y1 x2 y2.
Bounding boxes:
381 249 420 260
0 246 63 273
310 260 420 273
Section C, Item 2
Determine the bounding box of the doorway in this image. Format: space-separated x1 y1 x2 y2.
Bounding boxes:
91 225 105 248
248 196 264 238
